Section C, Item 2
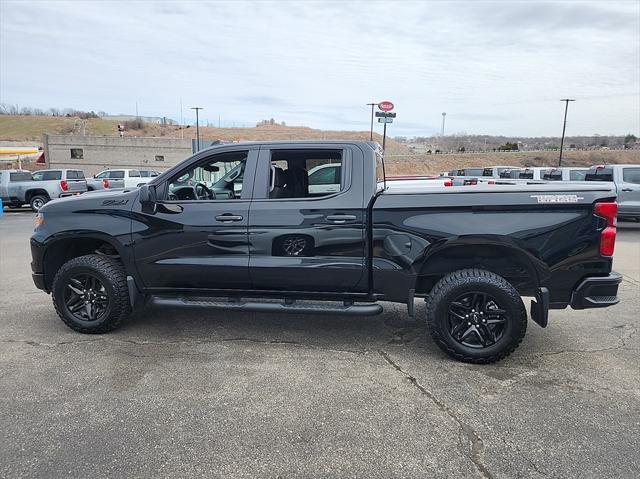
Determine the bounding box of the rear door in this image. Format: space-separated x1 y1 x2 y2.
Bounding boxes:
618 167 640 218
247 145 366 292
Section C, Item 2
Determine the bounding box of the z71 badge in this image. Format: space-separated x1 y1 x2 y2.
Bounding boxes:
101 199 129 206
530 194 583 204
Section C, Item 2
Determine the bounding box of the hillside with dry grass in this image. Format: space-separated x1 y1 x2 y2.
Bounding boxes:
1 115 638 174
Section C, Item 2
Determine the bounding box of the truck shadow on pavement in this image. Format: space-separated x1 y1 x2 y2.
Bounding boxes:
122 301 440 358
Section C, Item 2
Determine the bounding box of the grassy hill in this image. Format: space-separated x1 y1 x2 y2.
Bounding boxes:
1 115 638 174
0 115 412 156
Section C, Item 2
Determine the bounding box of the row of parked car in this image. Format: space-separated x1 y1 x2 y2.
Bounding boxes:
447 165 591 182
385 163 639 221
0 168 162 212
444 164 640 221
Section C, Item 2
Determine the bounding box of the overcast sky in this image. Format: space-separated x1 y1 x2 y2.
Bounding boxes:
1 0 638 137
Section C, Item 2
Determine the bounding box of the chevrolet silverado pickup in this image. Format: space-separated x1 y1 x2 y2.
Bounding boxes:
1 168 87 211
30 141 622 363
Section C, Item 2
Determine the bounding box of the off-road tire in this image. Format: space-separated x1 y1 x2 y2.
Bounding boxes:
425 269 527 364
52 254 131 333
29 195 49 212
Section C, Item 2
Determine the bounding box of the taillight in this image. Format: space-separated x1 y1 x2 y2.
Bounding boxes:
595 201 617 256
60 180 68 191
103 179 109 188
444 180 453 187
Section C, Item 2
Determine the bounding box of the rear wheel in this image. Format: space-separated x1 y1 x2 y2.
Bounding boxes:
29 195 48 212
52 254 131 333
425 269 527 364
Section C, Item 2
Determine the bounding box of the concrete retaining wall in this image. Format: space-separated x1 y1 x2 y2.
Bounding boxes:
43 134 192 176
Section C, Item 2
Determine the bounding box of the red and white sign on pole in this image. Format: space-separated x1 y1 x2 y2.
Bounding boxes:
378 101 394 112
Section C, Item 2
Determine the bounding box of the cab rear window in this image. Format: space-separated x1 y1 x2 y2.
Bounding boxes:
585 168 613 182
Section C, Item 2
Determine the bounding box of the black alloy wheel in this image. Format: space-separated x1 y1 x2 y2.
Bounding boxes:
64 274 110 322
448 291 507 348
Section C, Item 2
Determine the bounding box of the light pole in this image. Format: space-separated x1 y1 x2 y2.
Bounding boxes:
366 102 377 141
558 99 575 167
191 107 203 151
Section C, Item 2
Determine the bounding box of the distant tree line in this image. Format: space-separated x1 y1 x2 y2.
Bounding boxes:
256 118 286 126
0 103 107 119
400 133 639 152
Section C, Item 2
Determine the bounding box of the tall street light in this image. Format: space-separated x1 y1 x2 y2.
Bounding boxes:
191 107 203 151
366 102 377 141
558 99 575 167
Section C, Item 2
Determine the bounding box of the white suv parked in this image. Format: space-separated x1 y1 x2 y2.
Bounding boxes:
87 169 153 190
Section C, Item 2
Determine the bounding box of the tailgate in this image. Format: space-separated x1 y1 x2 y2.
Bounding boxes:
66 179 87 192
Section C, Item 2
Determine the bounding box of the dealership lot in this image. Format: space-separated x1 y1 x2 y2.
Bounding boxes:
1 209 638 478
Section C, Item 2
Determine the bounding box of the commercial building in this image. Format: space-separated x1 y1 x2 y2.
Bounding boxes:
42 134 192 176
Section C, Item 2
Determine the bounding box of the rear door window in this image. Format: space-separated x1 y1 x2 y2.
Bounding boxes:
623 167 640 184
268 149 343 199
10 172 33 181
519 170 534 179
482 168 494 177
32 170 62 181
463 168 483 176
129 170 141 177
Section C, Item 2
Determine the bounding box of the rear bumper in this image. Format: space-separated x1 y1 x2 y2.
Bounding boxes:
570 272 622 309
59 191 86 198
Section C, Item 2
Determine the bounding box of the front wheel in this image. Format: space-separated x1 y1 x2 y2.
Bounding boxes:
425 269 527 364
52 254 131 333
29 195 48 212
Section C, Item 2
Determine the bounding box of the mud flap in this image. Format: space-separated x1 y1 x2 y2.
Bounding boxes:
530 287 549 328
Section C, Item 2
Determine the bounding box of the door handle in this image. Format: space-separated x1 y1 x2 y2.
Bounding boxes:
621 188 633 192
215 214 243 222
325 214 357 224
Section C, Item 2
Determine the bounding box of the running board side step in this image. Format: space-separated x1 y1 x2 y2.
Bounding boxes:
148 296 383 317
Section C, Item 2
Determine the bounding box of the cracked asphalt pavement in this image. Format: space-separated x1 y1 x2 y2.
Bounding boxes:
1 210 639 478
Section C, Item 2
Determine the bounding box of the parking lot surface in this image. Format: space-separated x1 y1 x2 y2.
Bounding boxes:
1 208 639 478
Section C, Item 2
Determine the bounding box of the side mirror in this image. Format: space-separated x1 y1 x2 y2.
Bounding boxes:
139 184 157 205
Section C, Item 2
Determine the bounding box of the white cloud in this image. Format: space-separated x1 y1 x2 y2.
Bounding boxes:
1 0 638 136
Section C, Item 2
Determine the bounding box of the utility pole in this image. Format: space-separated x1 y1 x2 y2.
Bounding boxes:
441 112 446 137
366 102 377 140
382 119 388 151
191 107 203 151
180 99 184 139
558 99 575 167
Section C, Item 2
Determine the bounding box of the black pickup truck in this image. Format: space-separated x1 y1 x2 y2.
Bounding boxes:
30 141 622 363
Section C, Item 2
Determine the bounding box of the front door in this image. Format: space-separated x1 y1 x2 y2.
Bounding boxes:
618 166 640 218
247 146 366 293
132 148 258 291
